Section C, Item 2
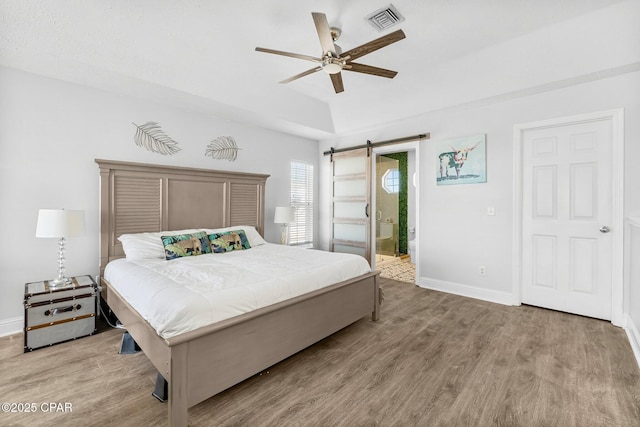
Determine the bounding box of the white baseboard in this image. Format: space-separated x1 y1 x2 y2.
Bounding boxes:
417 276 515 306
0 316 23 338
624 314 640 369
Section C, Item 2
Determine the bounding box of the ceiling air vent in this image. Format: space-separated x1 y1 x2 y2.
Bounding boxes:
366 4 405 32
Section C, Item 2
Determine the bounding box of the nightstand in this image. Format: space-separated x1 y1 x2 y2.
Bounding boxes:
24 275 98 352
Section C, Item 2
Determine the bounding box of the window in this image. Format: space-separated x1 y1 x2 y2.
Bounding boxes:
290 161 313 246
382 168 400 193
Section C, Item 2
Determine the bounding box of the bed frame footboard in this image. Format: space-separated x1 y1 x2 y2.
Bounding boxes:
102 271 379 427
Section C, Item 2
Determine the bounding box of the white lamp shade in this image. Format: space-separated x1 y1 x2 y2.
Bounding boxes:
36 209 85 238
274 206 295 224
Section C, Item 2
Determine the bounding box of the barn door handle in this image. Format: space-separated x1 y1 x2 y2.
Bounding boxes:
365 204 369 218
45 304 81 317
599 226 611 233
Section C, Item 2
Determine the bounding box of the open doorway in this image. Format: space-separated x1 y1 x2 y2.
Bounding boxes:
372 144 418 283
376 154 400 262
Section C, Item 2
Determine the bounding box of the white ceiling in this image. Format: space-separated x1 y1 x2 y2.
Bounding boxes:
0 0 632 140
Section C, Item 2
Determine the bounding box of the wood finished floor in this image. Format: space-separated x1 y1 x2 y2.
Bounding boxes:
1 278 639 426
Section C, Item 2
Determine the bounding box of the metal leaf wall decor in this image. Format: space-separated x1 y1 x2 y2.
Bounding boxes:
132 121 181 155
205 136 241 161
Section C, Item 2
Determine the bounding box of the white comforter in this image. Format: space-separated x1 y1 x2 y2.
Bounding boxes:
104 244 371 339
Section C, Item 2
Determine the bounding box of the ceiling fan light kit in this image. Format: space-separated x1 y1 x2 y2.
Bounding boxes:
321 55 345 74
255 11 405 93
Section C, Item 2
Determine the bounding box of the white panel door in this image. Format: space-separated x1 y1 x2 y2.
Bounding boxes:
330 148 371 262
522 119 613 320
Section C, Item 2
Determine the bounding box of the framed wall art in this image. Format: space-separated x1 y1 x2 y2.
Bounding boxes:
436 134 486 185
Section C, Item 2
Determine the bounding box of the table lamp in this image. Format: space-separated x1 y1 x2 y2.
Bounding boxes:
274 206 295 245
35 209 85 286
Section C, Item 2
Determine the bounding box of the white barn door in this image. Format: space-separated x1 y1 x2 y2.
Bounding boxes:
520 116 615 320
330 148 372 262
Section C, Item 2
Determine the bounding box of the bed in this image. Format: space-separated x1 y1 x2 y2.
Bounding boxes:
96 159 380 427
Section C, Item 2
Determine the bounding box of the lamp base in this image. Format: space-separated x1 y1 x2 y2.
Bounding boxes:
49 237 72 287
49 276 72 287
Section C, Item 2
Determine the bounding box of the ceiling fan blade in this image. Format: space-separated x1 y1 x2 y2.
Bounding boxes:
280 66 322 84
312 12 337 55
330 73 344 94
344 62 398 79
255 47 322 63
341 29 406 61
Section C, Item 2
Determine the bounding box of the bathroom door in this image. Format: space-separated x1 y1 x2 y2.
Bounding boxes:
330 148 371 262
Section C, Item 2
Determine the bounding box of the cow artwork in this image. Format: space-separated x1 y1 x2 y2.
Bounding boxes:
438 142 479 179
436 134 487 185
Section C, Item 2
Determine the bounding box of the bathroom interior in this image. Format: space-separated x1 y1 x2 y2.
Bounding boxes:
374 150 416 283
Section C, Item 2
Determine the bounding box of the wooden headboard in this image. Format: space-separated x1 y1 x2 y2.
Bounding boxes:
96 159 269 274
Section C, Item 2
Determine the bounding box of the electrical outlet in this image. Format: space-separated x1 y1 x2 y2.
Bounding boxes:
487 206 495 216
479 266 486 276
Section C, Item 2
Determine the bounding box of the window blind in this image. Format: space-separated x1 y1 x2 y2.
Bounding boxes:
290 161 313 246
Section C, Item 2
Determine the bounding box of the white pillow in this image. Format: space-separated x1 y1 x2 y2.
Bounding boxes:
118 229 201 260
201 225 267 247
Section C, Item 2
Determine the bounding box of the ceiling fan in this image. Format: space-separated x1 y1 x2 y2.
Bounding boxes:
255 12 406 94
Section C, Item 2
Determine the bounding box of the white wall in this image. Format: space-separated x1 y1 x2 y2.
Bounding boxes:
407 150 416 243
627 218 640 366
0 67 319 336
318 70 640 345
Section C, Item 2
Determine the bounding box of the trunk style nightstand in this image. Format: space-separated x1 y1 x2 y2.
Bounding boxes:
24 275 98 352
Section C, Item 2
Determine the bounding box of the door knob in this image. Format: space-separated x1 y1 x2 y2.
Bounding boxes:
599 226 611 233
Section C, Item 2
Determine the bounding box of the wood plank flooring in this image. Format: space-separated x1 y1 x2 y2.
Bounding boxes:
1 278 639 426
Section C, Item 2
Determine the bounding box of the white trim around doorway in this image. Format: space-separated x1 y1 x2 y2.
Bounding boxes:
372 141 420 280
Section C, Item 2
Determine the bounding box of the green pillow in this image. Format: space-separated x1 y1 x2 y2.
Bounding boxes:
161 232 211 260
208 230 251 253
